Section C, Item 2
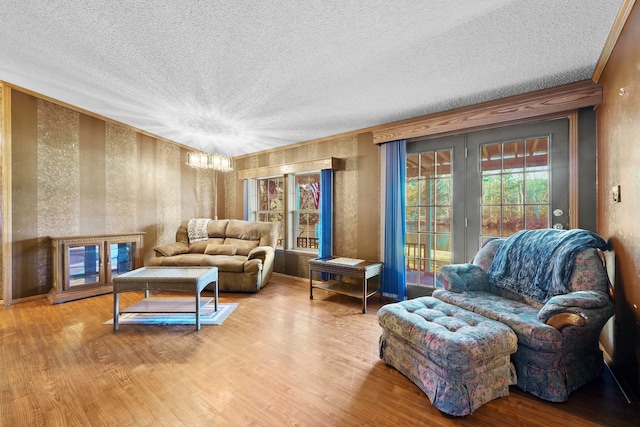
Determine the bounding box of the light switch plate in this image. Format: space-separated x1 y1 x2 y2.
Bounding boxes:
612 185 621 202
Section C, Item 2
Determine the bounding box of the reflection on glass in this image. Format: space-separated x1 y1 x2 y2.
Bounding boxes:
435 178 451 205
503 206 525 236
69 245 100 287
407 154 420 179
435 151 451 177
526 205 549 229
406 179 419 207
502 173 524 204
481 143 502 172
111 243 136 278
482 174 501 204
421 152 435 178
435 207 451 233
525 171 549 203
482 206 501 236
503 140 524 171
526 137 549 167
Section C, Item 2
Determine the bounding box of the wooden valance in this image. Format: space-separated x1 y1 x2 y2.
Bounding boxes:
371 80 602 144
237 157 341 180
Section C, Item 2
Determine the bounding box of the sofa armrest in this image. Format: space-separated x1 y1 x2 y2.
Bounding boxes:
247 246 274 263
538 291 614 328
436 264 489 293
152 242 189 257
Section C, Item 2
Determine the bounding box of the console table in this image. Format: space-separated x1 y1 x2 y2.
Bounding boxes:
48 232 145 304
309 257 383 313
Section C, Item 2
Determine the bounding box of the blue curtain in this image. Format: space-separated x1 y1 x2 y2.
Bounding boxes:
319 169 333 259
382 140 407 300
243 180 249 221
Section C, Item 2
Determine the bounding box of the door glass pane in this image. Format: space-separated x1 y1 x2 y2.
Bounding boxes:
480 136 551 240
406 148 452 289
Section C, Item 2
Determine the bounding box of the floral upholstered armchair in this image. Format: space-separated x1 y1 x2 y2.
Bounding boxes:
433 229 614 402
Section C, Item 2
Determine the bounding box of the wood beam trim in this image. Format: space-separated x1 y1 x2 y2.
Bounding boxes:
1 83 13 305
592 0 637 83
372 80 602 144
568 110 579 229
237 157 341 180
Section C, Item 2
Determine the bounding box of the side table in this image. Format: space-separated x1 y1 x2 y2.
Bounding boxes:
309 257 383 313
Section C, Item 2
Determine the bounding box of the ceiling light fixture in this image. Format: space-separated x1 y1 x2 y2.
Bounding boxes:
187 151 234 220
187 151 234 172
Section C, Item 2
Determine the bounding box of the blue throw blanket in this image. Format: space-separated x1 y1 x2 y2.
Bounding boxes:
487 229 608 303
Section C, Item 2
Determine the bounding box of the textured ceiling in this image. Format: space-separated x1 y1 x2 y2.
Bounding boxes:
0 1 623 157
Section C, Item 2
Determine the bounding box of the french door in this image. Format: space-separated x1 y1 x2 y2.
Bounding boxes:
406 118 569 291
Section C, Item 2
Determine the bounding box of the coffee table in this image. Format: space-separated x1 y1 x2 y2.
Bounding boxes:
112 266 218 331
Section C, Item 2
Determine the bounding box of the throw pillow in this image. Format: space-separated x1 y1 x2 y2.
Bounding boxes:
153 242 189 257
205 244 238 256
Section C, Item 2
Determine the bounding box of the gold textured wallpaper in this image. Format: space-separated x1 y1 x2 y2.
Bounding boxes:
4 85 382 299
8 88 217 299
0 84 4 300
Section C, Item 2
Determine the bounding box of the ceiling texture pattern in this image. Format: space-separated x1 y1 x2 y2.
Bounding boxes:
0 1 623 157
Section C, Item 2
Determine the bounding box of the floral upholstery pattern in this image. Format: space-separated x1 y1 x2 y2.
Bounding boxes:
378 297 517 416
433 230 614 402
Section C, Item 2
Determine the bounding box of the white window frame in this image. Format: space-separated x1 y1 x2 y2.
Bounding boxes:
288 171 320 253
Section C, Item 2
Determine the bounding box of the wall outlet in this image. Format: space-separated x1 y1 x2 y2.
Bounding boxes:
612 185 621 203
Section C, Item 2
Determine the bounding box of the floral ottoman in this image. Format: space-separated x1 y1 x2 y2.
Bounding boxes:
378 297 518 416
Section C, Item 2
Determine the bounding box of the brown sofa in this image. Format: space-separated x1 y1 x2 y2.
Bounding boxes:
148 219 278 292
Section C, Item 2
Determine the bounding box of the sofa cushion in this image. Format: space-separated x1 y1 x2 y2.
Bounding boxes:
433 289 563 352
152 242 188 257
438 264 489 292
205 244 237 256
149 253 246 272
472 239 504 272
569 248 609 293
226 219 278 247
207 219 229 238
224 238 259 256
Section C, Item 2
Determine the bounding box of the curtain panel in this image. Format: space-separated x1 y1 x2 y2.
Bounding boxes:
382 140 407 300
319 169 333 259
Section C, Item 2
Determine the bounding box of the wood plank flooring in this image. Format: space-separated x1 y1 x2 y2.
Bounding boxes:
1 273 638 426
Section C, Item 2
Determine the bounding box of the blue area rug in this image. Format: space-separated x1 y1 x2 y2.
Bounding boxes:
104 297 237 326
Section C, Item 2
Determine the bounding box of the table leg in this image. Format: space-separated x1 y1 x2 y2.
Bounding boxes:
195 290 201 331
113 292 119 331
362 278 368 314
309 270 314 300
214 280 219 311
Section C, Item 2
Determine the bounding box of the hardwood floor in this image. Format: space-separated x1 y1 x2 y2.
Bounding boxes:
1 273 638 426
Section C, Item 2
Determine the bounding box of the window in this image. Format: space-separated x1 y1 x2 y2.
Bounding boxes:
406 149 453 288
291 172 320 250
249 171 324 252
480 137 550 242
254 176 285 246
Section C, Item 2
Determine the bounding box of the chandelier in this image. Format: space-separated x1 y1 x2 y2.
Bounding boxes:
187 151 233 172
